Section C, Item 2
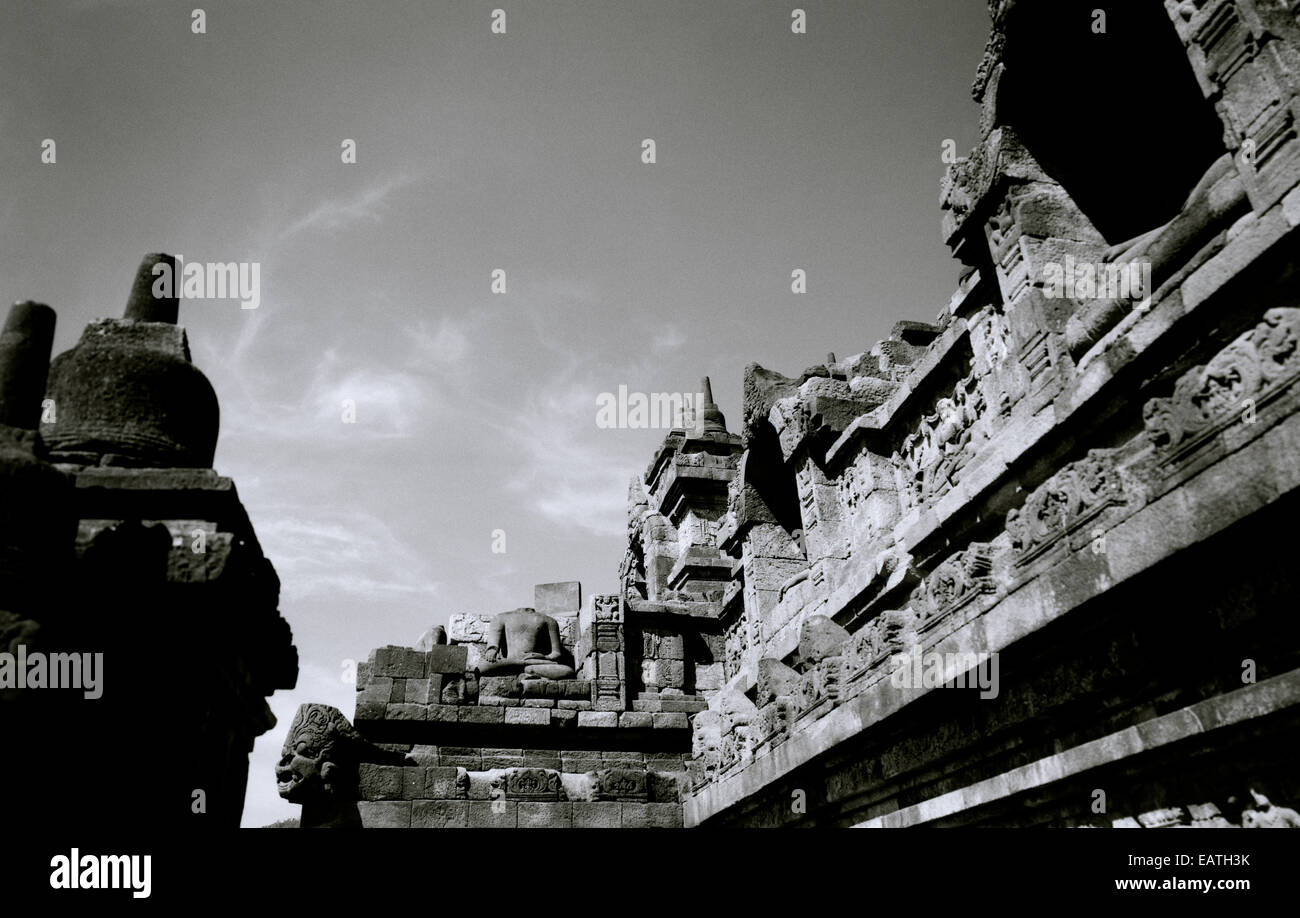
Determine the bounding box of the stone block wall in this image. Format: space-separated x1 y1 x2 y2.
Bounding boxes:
290 585 702 827
354 761 685 829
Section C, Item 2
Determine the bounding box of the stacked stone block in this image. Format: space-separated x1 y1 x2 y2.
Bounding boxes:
319 583 698 827
354 760 685 829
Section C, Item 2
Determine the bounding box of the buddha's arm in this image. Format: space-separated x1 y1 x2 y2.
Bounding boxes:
545 617 565 661
483 618 505 662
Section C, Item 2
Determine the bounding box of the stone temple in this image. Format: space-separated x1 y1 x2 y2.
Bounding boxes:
0 255 298 827
8 0 1300 830
271 0 1300 828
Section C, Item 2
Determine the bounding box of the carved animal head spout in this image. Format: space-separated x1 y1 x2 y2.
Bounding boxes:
276 704 365 805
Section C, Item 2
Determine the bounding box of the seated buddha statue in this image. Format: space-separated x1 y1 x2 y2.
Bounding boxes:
476 608 576 680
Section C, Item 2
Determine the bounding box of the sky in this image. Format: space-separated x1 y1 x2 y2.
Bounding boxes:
1 0 992 826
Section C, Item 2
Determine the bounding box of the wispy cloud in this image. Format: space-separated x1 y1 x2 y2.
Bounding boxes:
406 316 470 367
308 366 430 438
494 378 646 538
278 174 420 242
214 335 443 445
652 324 687 352
256 507 439 604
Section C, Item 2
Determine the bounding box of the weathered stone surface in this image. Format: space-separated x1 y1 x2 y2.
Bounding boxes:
385 703 426 721
696 663 725 691
441 754 482 770
502 768 563 800
712 689 758 725
797 615 851 663
534 581 582 614
550 708 579 726
620 802 652 828
504 707 550 726
426 644 469 674
648 772 683 803
401 766 427 800
357 801 412 828
468 801 517 828
518 801 573 828
479 675 523 698
653 712 689 729
522 751 562 770
458 706 503 724
404 678 433 704
448 614 487 645
412 800 469 828
597 769 648 801
647 802 684 828
424 767 466 802
561 751 603 769
756 659 802 707
572 801 620 828
356 677 393 705
358 763 403 800
466 771 497 800
577 711 618 728
659 697 708 713
373 646 427 679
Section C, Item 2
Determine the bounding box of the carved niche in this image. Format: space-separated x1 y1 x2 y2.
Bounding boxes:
597 768 648 802
796 656 844 713
1143 307 1300 463
503 768 563 801
892 373 986 512
724 611 755 682
914 544 997 632
1006 449 1127 567
841 608 914 686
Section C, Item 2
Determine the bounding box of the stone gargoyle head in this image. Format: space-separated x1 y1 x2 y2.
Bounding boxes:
276 703 365 806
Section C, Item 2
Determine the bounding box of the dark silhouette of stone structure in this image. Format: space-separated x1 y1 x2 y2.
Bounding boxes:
0 254 297 827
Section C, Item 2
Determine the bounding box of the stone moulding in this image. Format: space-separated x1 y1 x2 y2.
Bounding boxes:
751 701 792 751
796 657 843 715
723 606 758 682
841 608 913 687
1006 449 1128 569
891 371 985 513
1195 2 1257 88
1143 306 1300 468
914 544 997 632
502 767 563 800
597 768 649 802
